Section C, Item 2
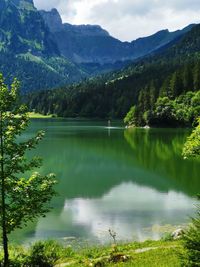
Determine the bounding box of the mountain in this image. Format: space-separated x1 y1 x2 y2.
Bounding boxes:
0 0 58 56
27 24 200 120
0 0 86 92
0 0 197 93
40 8 195 65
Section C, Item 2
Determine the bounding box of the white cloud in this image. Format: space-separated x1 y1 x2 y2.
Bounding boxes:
33 0 200 41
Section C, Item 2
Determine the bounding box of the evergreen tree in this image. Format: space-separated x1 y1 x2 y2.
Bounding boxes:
183 64 193 92
170 71 183 98
159 77 170 97
193 61 200 91
0 74 57 266
149 81 157 109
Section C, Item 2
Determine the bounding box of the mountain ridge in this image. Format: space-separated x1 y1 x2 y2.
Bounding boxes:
0 0 198 92
40 8 195 64
26 23 200 119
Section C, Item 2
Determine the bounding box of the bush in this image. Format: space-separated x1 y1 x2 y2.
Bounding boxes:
182 201 200 266
27 240 64 267
124 106 136 126
0 245 27 267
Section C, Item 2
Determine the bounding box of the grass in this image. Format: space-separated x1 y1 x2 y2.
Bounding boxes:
64 240 183 267
0 239 183 267
28 112 55 119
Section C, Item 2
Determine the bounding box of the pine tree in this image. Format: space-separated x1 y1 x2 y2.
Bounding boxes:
170 71 183 98
159 77 170 98
193 61 200 91
149 81 157 110
182 64 193 92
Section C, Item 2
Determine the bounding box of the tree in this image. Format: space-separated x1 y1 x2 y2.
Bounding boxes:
193 61 200 91
124 106 136 126
182 119 200 266
154 97 176 125
183 118 200 158
170 71 183 98
182 64 193 92
149 81 157 109
182 201 200 267
0 74 57 266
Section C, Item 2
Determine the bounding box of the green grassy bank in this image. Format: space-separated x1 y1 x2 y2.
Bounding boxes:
28 112 55 119
0 239 184 267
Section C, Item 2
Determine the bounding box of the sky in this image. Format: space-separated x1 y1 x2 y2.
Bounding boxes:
33 0 200 41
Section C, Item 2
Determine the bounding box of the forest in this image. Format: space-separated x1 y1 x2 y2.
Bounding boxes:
26 24 200 125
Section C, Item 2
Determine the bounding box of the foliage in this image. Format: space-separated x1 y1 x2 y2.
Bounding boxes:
27 24 200 121
125 90 200 127
183 118 200 158
181 110 200 266
0 52 86 93
124 106 136 126
0 74 57 265
181 199 200 267
27 240 65 267
0 239 182 267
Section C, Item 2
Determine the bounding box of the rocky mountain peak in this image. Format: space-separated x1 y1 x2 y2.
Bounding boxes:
8 0 34 7
62 23 110 37
39 8 63 32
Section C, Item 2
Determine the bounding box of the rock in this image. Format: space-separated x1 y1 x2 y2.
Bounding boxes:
39 9 63 32
171 228 184 239
109 253 130 263
94 261 105 267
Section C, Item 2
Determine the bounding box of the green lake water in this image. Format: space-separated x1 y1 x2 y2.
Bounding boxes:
11 119 200 245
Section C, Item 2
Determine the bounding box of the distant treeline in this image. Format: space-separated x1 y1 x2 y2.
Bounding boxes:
27 59 200 125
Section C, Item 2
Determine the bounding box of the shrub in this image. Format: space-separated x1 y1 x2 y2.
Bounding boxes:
27 240 63 267
182 201 200 266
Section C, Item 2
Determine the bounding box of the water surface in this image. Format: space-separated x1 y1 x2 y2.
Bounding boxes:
11 119 200 244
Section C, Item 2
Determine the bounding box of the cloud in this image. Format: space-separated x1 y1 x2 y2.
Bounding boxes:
33 0 200 41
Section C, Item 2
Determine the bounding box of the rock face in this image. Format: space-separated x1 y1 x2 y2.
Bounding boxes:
39 8 63 32
0 0 59 56
0 0 197 92
40 8 195 64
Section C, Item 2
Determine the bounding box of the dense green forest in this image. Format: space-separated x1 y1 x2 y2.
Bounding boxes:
27 24 200 125
125 71 200 127
0 52 87 93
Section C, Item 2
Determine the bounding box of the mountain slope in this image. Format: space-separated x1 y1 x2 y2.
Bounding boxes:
0 0 58 56
0 0 197 93
40 8 195 65
0 0 87 92
27 24 200 119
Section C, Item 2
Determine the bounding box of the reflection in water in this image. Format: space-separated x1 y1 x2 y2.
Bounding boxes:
26 182 197 244
61 182 196 242
10 120 200 244
124 128 200 196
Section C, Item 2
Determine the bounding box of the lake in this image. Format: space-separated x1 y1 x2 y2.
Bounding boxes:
11 119 200 245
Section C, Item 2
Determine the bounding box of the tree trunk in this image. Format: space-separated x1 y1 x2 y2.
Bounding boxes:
2 220 9 267
0 112 9 266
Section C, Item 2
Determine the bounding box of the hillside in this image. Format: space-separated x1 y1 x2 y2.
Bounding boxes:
27 24 200 121
0 0 87 92
0 0 196 92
